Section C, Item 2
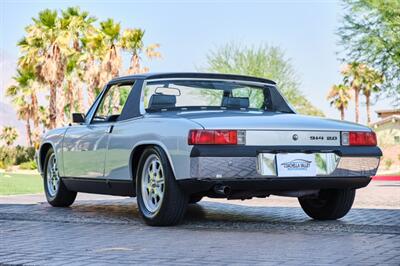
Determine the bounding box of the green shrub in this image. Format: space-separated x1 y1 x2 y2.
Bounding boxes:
19 160 37 170
0 145 35 167
0 146 17 167
15 146 35 165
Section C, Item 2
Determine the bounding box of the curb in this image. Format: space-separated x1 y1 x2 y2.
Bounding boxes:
372 176 400 181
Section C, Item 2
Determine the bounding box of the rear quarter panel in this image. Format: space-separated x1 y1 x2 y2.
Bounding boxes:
104 115 202 181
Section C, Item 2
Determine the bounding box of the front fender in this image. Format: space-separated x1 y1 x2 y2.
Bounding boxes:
38 127 68 177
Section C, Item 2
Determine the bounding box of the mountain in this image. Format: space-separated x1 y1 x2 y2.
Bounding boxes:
0 101 26 146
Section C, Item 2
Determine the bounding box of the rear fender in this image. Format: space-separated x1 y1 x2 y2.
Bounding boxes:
129 141 177 181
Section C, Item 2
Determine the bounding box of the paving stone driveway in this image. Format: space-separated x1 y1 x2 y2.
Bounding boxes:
0 181 399 265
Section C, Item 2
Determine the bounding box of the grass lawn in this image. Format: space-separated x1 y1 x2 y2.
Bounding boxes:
0 172 43 195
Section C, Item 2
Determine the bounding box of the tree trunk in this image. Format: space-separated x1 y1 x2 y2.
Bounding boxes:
25 119 32 147
67 79 75 114
129 53 141 74
86 56 99 107
31 93 39 128
366 94 371 124
73 38 80 52
354 87 360 123
76 81 84 113
56 86 65 128
111 89 120 114
49 83 57 129
340 106 345 120
30 93 41 147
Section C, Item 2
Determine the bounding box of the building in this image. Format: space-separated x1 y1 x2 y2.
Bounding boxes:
370 109 400 171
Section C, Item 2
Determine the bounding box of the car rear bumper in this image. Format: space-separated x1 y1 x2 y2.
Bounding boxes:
178 177 372 195
190 156 380 179
189 145 380 178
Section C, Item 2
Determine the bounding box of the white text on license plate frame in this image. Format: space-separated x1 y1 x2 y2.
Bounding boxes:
276 153 317 177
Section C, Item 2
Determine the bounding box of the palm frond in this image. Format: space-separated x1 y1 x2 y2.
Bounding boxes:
100 18 120 42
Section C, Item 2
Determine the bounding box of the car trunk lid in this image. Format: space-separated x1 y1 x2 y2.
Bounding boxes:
177 110 370 146
178 110 369 131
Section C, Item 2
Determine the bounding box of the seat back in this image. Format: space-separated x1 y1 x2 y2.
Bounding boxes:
148 93 177 109
222 97 250 109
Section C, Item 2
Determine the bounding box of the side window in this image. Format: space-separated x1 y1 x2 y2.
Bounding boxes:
92 83 133 123
232 87 265 109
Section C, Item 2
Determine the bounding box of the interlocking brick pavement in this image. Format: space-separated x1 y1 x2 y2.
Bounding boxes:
0 181 399 265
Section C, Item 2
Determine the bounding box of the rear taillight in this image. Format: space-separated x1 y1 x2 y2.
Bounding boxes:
341 131 377 146
188 130 240 145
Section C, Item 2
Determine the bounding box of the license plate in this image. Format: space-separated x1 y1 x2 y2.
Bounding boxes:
276 153 317 177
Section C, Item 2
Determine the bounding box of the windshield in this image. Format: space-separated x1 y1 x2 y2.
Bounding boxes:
142 79 271 112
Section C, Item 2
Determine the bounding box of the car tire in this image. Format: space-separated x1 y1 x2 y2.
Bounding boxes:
188 195 203 204
298 189 355 220
136 146 188 226
44 148 77 207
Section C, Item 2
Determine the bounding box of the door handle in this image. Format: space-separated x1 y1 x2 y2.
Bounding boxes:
106 125 114 134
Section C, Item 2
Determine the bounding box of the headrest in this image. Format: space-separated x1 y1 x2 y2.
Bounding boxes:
148 93 176 109
222 97 249 109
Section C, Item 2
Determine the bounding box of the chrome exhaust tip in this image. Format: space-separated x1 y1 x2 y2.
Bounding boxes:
214 185 231 196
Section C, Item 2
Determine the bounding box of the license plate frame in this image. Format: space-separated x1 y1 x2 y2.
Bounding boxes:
275 153 317 177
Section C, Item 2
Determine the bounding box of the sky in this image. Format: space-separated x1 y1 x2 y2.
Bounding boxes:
0 0 394 135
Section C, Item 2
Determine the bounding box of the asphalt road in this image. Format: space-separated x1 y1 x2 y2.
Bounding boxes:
0 181 399 265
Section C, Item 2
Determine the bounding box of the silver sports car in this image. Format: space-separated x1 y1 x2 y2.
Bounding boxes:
37 72 381 226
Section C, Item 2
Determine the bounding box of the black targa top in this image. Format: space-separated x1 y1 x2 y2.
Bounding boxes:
109 72 276 85
107 72 293 114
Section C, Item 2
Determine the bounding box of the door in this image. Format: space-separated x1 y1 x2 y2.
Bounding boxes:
103 80 144 181
63 82 135 178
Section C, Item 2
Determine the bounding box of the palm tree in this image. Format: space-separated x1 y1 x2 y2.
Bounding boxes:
61 7 96 52
361 67 383 124
14 7 162 132
0 126 19 146
99 19 121 83
120 28 161 74
99 19 122 109
6 92 32 146
6 66 40 146
61 7 96 113
23 9 69 128
341 62 364 123
81 29 106 106
16 39 42 135
120 28 144 74
64 55 79 116
14 67 40 130
38 106 51 130
327 84 351 120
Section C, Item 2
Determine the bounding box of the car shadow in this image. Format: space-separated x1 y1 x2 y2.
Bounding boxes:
1 199 399 233
69 199 313 225
0 199 341 227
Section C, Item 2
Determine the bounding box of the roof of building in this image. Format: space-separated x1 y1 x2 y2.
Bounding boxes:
109 72 276 85
370 115 400 127
375 109 400 115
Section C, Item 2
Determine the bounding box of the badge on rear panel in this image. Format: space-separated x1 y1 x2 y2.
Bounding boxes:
276 153 317 177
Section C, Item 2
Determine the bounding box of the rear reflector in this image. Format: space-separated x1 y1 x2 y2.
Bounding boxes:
188 130 238 145
342 131 377 146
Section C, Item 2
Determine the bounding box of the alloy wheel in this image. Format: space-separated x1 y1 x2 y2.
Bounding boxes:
46 154 60 197
141 154 165 213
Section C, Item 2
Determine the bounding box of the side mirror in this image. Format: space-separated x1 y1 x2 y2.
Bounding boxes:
72 113 85 123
